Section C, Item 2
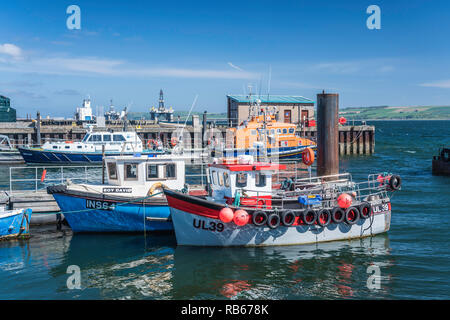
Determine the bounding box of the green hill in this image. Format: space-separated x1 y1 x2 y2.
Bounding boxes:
340 105 450 120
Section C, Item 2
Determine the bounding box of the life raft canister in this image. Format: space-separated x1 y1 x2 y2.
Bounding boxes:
302 147 315 166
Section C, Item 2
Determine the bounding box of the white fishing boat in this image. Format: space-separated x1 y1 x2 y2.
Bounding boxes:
47 154 206 232
163 155 402 247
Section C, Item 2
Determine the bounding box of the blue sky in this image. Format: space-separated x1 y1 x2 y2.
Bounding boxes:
1 0 450 117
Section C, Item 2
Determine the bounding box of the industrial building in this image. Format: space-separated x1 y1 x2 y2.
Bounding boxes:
227 95 314 127
0 95 17 122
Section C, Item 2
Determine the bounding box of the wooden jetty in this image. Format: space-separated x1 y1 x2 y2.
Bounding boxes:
0 190 61 225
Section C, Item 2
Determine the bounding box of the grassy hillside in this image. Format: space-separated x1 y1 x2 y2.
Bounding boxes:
340 105 450 120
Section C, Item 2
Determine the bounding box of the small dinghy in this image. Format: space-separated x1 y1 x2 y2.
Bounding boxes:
163 156 402 247
0 207 32 240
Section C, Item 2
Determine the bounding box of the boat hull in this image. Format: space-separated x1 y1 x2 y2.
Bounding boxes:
0 209 32 240
164 190 391 247
18 147 161 164
51 191 172 233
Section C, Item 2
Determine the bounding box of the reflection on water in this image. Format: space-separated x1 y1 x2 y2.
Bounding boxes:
0 225 393 299
1 121 449 299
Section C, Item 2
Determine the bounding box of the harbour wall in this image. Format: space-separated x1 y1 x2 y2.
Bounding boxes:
0 113 375 155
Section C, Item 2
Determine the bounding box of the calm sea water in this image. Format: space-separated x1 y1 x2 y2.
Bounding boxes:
0 120 449 300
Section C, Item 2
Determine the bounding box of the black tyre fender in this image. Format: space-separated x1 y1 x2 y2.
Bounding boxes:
389 175 402 190
281 210 296 226
344 206 360 225
331 207 345 223
252 210 268 226
359 202 372 219
301 208 317 225
267 212 280 229
317 208 331 227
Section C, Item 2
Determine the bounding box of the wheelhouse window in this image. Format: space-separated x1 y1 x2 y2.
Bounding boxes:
211 170 218 185
146 164 159 180
255 173 267 187
82 134 90 142
289 128 295 134
224 172 230 187
88 135 102 142
282 128 287 134
165 163 176 179
113 134 126 142
107 162 118 180
218 172 224 186
124 163 138 180
103 135 112 142
236 172 247 188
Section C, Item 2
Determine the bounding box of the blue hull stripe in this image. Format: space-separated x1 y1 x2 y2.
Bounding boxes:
52 193 172 232
19 148 160 164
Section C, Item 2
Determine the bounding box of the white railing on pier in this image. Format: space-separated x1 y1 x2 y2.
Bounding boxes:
9 165 102 193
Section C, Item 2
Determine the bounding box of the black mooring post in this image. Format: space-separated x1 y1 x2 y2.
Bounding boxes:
317 92 339 178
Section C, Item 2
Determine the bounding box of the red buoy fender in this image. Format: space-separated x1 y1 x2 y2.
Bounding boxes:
302 148 315 166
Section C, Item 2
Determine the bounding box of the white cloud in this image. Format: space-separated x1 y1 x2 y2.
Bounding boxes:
0 43 23 59
420 80 450 88
0 44 258 80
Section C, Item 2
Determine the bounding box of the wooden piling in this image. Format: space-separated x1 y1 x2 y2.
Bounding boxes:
316 92 339 177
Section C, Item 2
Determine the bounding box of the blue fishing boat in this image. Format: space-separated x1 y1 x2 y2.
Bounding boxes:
47 154 205 232
0 208 32 240
19 129 165 164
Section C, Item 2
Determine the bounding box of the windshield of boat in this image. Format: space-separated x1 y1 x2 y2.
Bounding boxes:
82 134 90 142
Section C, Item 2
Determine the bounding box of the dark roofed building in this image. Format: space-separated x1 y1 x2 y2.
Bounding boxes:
0 95 16 122
227 94 314 127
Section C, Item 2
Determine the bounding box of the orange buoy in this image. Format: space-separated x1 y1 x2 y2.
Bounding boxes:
233 209 249 226
337 193 353 209
41 169 47 182
339 117 347 125
219 207 234 223
302 147 315 166
170 137 178 147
